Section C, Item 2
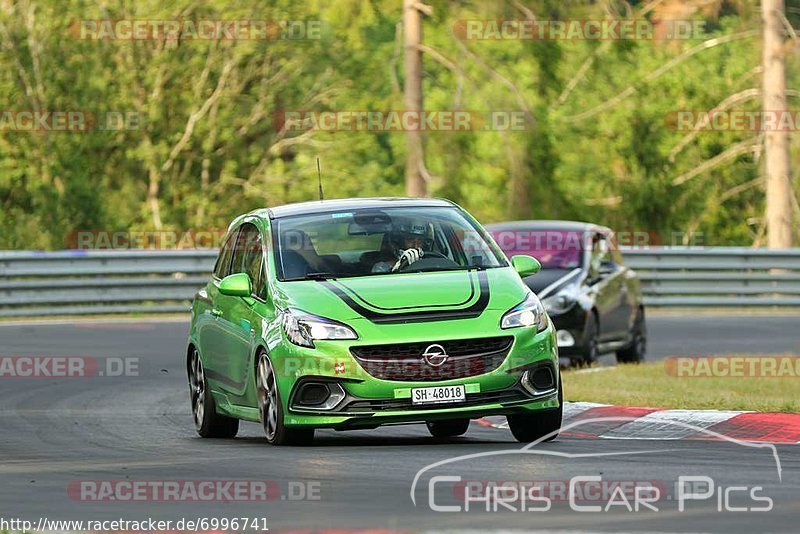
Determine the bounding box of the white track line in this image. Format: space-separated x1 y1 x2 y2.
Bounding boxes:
562 401 609 419
600 409 749 440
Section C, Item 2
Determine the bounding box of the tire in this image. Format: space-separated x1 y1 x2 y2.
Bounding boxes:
616 308 646 364
575 312 599 366
426 419 470 438
189 347 239 438
507 379 563 443
257 352 315 446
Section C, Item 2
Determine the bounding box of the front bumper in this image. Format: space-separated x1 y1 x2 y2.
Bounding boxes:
546 304 589 356
270 318 559 429
286 394 559 429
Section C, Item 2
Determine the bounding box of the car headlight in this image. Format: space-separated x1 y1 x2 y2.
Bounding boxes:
542 292 576 314
500 293 549 332
280 308 358 348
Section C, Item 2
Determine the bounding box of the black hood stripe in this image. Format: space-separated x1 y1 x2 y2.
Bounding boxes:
320 271 490 324
333 272 479 312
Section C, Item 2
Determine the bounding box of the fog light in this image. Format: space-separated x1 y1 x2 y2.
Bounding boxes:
531 367 555 390
293 382 345 411
556 330 575 347
521 367 557 396
299 383 330 405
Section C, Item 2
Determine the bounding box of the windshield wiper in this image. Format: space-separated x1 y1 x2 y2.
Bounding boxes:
283 272 337 282
407 265 487 273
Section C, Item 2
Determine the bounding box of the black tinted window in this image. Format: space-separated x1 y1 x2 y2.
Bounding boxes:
213 231 237 279
232 223 266 300
590 233 614 273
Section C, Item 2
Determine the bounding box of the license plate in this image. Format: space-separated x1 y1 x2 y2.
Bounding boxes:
411 385 466 405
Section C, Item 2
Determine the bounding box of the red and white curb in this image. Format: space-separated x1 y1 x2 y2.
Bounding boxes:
477 402 800 443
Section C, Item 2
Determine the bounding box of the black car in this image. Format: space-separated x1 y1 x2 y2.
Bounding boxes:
487 220 646 365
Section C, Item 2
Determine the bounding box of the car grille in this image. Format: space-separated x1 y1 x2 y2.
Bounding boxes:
350 336 514 382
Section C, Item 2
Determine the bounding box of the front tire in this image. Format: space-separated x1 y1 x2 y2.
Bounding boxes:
427 419 470 438
616 308 646 364
574 313 599 367
507 379 563 443
189 348 239 438
257 352 314 446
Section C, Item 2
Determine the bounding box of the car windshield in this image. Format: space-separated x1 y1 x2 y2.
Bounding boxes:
490 228 584 270
274 206 507 280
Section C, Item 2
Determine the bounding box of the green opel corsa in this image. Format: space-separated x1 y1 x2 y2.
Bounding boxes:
187 198 561 445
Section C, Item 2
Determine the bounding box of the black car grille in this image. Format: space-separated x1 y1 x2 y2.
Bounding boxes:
342 387 528 412
350 336 514 382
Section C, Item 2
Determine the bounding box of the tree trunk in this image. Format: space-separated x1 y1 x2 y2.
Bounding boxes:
506 136 530 218
762 0 793 248
147 165 163 231
403 0 427 197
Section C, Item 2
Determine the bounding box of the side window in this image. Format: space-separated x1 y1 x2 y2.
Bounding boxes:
590 233 613 274
606 231 624 266
213 231 238 279
611 244 625 267
432 223 453 260
231 223 267 300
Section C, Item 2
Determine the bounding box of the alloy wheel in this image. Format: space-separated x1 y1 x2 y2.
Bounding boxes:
190 349 205 429
258 355 279 441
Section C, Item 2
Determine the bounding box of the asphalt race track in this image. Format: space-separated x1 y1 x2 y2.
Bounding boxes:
1 315 798 532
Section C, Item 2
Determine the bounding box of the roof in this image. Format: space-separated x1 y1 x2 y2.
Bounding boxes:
264 197 456 219
484 220 609 232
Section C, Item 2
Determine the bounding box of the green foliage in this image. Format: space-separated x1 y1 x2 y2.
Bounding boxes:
0 0 796 249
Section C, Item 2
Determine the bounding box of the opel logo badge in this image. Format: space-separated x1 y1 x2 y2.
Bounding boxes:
422 344 448 367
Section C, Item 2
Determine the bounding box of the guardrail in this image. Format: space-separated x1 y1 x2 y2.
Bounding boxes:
623 247 800 307
1 248 799 317
0 250 217 317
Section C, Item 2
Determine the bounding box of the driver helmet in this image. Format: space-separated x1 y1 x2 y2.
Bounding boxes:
387 216 434 254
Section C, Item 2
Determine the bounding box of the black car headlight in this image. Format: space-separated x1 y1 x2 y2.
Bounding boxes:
280 308 358 348
542 291 577 314
500 293 549 332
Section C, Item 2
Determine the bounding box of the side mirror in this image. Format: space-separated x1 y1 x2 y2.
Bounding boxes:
598 260 616 276
510 255 541 278
218 272 252 297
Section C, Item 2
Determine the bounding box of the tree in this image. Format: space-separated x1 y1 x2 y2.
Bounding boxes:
762 0 794 248
403 0 428 197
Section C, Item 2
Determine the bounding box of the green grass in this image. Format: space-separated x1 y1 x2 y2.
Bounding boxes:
563 360 800 413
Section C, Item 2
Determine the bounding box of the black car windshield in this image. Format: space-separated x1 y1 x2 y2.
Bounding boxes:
490 228 584 270
274 207 507 280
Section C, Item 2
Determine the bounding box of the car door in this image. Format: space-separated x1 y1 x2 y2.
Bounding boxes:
240 222 276 406
606 239 633 339
612 247 637 334
211 222 265 397
588 232 627 341
198 228 238 385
